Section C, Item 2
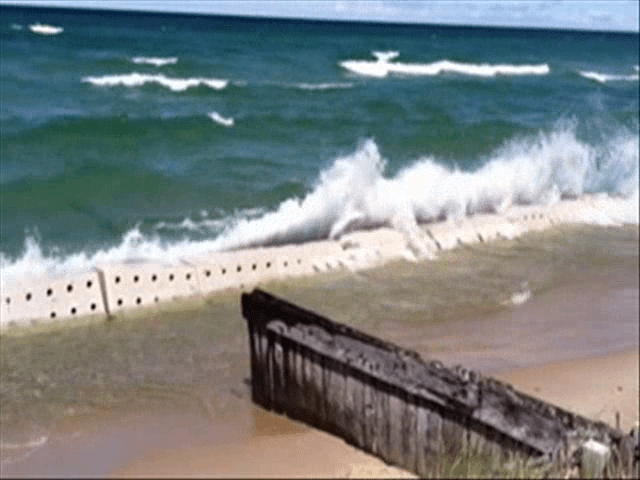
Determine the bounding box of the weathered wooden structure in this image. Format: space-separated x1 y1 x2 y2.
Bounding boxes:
241 289 638 477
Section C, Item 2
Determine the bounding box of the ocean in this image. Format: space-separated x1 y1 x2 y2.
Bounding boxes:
1 6 638 286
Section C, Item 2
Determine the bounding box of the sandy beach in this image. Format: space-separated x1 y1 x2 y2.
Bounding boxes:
110 349 639 478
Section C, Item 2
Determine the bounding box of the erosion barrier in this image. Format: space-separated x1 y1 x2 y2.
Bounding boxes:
241 289 639 477
1 194 634 329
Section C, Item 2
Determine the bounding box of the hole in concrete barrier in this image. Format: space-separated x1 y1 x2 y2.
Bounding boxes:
523 215 529 220
283 261 288 267
237 265 242 272
47 288 53 296
205 269 211 277
266 262 271 268
477 233 484 243
154 296 159 303
222 268 227 274
71 307 77 315
297 259 301 264
50 311 56 318
67 284 73 293
26 292 32 301
134 275 139 283
136 297 142 305
169 274 175 281
186 273 191 280
117 299 123 306
5 297 10 304
151 274 157 282
86 280 92 288
252 264 257 270
115 276 121 284
91 303 97 311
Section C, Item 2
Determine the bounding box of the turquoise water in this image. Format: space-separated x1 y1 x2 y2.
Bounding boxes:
1 6 638 282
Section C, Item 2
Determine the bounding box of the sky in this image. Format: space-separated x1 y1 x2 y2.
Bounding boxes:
1 0 638 33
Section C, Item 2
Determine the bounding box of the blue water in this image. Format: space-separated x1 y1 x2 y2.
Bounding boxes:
1 6 638 282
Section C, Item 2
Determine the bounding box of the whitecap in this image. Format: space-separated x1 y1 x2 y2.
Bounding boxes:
340 52 549 78
208 111 235 127
28 23 63 35
1 122 637 287
82 73 229 92
294 82 354 91
579 70 639 83
211 122 638 251
131 57 178 67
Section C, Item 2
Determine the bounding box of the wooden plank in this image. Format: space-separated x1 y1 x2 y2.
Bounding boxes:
344 374 365 448
401 393 418 472
387 393 406 466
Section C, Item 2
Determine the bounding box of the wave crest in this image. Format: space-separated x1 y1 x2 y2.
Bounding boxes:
340 52 550 78
29 23 63 35
131 57 178 67
1 122 637 286
82 73 229 92
579 70 639 83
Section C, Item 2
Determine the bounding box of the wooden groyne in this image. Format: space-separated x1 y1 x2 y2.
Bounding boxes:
241 289 638 477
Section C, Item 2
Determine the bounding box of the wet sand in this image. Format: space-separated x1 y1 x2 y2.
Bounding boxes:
112 349 640 478
1 225 638 478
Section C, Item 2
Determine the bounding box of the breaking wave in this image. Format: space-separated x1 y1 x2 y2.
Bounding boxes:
28 23 63 35
340 51 550 78
579 70 639 84
208 111 235 127
1 121 637 285
131 56 178 67
82 73 229 92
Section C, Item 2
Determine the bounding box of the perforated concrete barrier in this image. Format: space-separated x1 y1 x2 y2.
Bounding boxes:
2 194 633 328
97 263 201 314
426 219 480 251
1 271 106 327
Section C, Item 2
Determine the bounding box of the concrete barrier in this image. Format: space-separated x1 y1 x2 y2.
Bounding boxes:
1 194 634 328
1 271 106 327
97 263 201 315
425 218 480 251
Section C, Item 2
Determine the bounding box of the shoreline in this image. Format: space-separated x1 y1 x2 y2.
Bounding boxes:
2 193 637 331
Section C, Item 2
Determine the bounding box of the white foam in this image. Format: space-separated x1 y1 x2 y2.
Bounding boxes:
82 73 229 92
28 23 63 35
10 24 23 31
1 123 637 287
372 51 400 62
340 52 550 78
294 82 354 91
212 123 637 251
131 57 178 67
208 111 235 127
579 70 639 83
